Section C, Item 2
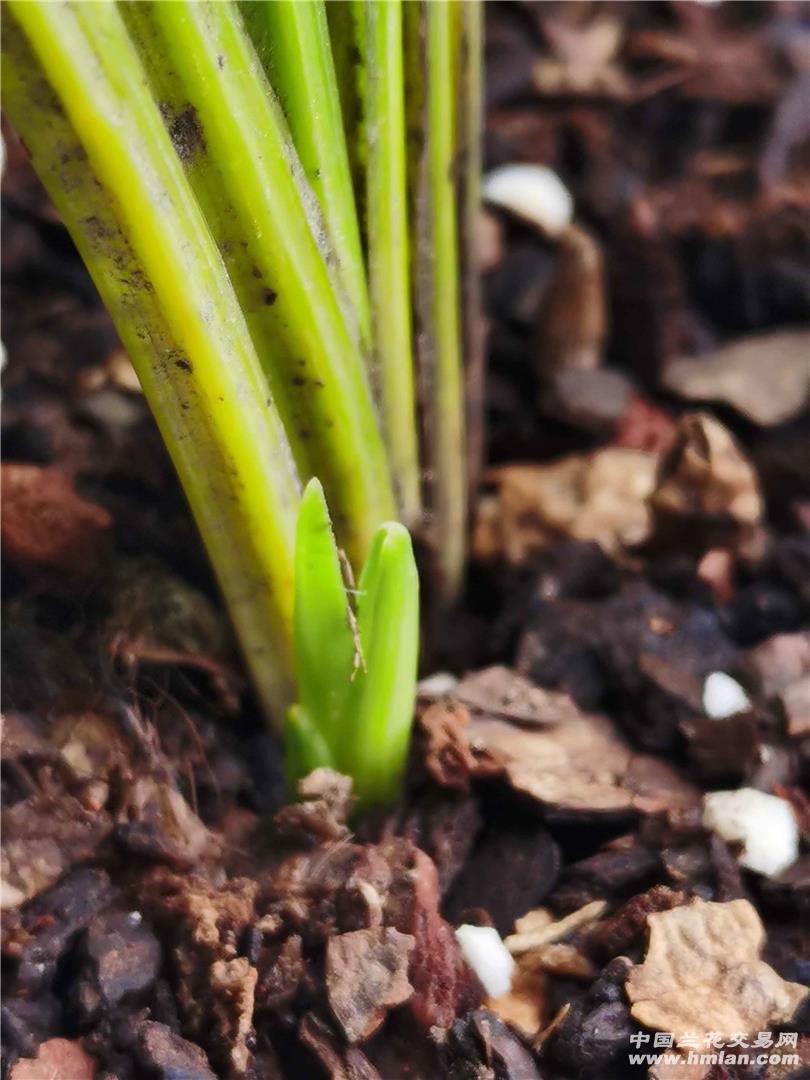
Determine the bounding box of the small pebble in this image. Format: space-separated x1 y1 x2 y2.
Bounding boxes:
703 672 751 719
703 788 799 877
418 671 459 697
454 924 515 998
483 164 573 238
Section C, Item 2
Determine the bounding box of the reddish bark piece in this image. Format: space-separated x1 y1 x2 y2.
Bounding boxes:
1 463 112 577
417 700 501 790
10 1038 96 1080
384 843 480 1030
586 885 685 961
326 926 414 1043
455 665 579 726
610 394 677 455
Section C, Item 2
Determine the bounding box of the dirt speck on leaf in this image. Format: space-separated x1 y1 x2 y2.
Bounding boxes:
164 104 206 163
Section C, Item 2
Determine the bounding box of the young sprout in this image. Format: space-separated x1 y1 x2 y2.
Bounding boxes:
4 0 481 751
288 478 419 809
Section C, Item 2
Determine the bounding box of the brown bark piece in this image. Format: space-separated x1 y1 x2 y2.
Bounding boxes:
326 926 415 1043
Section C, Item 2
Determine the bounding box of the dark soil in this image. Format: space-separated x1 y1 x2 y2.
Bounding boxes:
2 3 809 1079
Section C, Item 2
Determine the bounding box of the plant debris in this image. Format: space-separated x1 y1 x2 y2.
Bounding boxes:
326 927 414 1043
662 330 810 428
647 413 763 557
459 702 699 817
505 900 607 956
473 449 657 565
626 898 809 1045
1 794 112 909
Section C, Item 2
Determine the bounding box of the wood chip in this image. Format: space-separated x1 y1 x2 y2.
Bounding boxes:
533 1001 571 1051
648 412 763 555
662 329 810 427
1 793 112 909
455 665 578 726
505 900 607 954
513 908 554 936
487 966 549 1039
465 709 699 817
326 927 415 1043
524 943 598 980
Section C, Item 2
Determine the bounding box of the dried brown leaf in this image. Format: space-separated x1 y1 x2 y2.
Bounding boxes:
648 413 763 556
474 449 657 566
626 898 809 1044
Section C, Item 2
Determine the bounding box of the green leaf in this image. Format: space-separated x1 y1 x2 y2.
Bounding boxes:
293 478 356 755
342 521 420 808
242 0 371 360
364 0 421 525
122 0 395 570
285 703 335 793
3 1 300 721
405 0 467 600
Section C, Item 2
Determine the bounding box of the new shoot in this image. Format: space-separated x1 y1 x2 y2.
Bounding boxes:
287 478 419 809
